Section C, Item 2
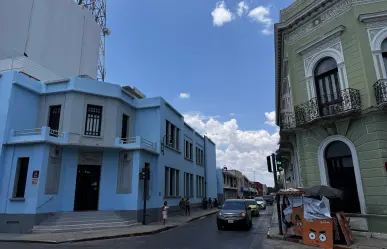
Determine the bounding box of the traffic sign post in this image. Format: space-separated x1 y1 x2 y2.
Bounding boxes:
139 164 151 225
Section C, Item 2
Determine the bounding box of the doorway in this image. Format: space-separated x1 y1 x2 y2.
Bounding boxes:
74 165 101 211
325 141 361 213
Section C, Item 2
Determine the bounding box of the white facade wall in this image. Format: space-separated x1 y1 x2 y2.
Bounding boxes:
0 0 100 80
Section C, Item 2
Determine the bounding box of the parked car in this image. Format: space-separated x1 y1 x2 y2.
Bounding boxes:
246 199 260 216
217 199 252 230
254 197 266 210
263 195 274 205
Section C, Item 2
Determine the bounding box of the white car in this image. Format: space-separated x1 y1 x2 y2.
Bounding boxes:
254 197 266 210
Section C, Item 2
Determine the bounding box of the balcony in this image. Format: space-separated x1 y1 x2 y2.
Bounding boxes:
114 136 158 154
8 126 69 144
374 79 387 106
295 88 361 126
280 112 296 130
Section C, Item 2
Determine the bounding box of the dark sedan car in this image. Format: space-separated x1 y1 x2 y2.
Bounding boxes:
217 199 252 230
263 195 274 205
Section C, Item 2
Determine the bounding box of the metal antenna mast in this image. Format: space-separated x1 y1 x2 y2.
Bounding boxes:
78 0 109 82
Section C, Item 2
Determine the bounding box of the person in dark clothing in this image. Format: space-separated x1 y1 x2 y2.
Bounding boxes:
202 197 207 209
185 198 190 216
214 198 218 208
208 198 212 209
179 197 185 216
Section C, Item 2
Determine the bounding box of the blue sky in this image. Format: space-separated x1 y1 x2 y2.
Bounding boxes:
104 0 295 186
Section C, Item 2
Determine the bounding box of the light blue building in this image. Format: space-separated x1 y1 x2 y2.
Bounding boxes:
0 71 217 233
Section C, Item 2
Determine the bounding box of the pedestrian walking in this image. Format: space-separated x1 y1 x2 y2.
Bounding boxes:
185 198 190 216
161 201 168 225
179 197 185 216
208 197 212 209
202 197 207 209
214 198 218 208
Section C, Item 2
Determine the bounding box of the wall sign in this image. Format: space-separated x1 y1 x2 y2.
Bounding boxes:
32 170 39 185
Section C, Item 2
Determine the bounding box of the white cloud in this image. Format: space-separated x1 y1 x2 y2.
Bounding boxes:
237 1 249 17
248 6 274 35
229 112 236 117
211 1 234 27
179 93 191 99
183 112 279 186
264 111 276 127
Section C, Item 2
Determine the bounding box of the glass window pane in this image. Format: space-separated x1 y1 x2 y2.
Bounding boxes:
315 57 338 76
382 39 387 52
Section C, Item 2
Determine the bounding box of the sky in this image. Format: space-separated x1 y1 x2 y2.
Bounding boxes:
105 0 295 186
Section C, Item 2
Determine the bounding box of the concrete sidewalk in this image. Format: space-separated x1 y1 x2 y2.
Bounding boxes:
0 208 218 244
267 203 387 249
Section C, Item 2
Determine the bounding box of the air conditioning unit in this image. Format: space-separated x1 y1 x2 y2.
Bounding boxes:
50 146 62 158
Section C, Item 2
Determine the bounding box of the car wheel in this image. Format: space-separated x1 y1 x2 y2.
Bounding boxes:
217 224 223 230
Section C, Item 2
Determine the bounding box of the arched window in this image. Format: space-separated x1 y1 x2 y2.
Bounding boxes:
382 38 387 76
314 57 341 116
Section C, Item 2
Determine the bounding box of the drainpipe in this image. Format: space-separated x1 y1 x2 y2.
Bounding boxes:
204 135 207 198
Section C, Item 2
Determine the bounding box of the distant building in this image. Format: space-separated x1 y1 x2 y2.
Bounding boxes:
252 182 264 196
0 71 217 233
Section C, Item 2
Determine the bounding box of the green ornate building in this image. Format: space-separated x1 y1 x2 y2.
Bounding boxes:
275 0 387 233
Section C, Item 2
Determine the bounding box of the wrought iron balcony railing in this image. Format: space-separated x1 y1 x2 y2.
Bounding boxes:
280 112 296 129
374 79 387 106
294 88 361 126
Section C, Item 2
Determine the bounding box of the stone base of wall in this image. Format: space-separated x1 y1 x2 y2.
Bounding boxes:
0 213 49 233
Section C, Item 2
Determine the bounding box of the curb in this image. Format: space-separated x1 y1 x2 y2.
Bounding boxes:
0 211 218 244
0 226 178 244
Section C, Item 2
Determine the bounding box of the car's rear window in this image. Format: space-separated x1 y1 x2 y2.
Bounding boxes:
247 200 256 205
223 201 245 210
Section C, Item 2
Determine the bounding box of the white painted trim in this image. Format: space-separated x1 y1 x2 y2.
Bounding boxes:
372 52 382 80
318 135 367 214
296 26 346 55
305 48 345 78
367 27 387 78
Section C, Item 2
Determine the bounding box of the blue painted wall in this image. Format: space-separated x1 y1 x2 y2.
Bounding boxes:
0 71 218 216
205 138 217 200
0 144 49 214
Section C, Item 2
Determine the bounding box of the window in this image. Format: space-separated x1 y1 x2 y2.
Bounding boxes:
196 146 204 165
165 120 180 150
117 152 133 194
382 38 387 76
13 158 29 198
184 173 194 197
84 105 103 136
48 105 61 136
121 114 129 139
314 57 340 116
196 175 205 197
165 167 180 197
184 139 193 160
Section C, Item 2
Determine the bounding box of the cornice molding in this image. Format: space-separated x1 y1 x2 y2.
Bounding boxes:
359 10 387 22
283 0 387 45
295 25 346 55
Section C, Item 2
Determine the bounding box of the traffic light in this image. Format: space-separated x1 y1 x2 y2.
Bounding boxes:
266 156 272 173
276 154 283 172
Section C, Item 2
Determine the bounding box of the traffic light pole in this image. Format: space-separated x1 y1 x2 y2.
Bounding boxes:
271 153 283 235
272 153 279 191
143 174 147 225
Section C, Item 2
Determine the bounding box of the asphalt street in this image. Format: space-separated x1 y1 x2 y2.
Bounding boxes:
0 206 312 249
